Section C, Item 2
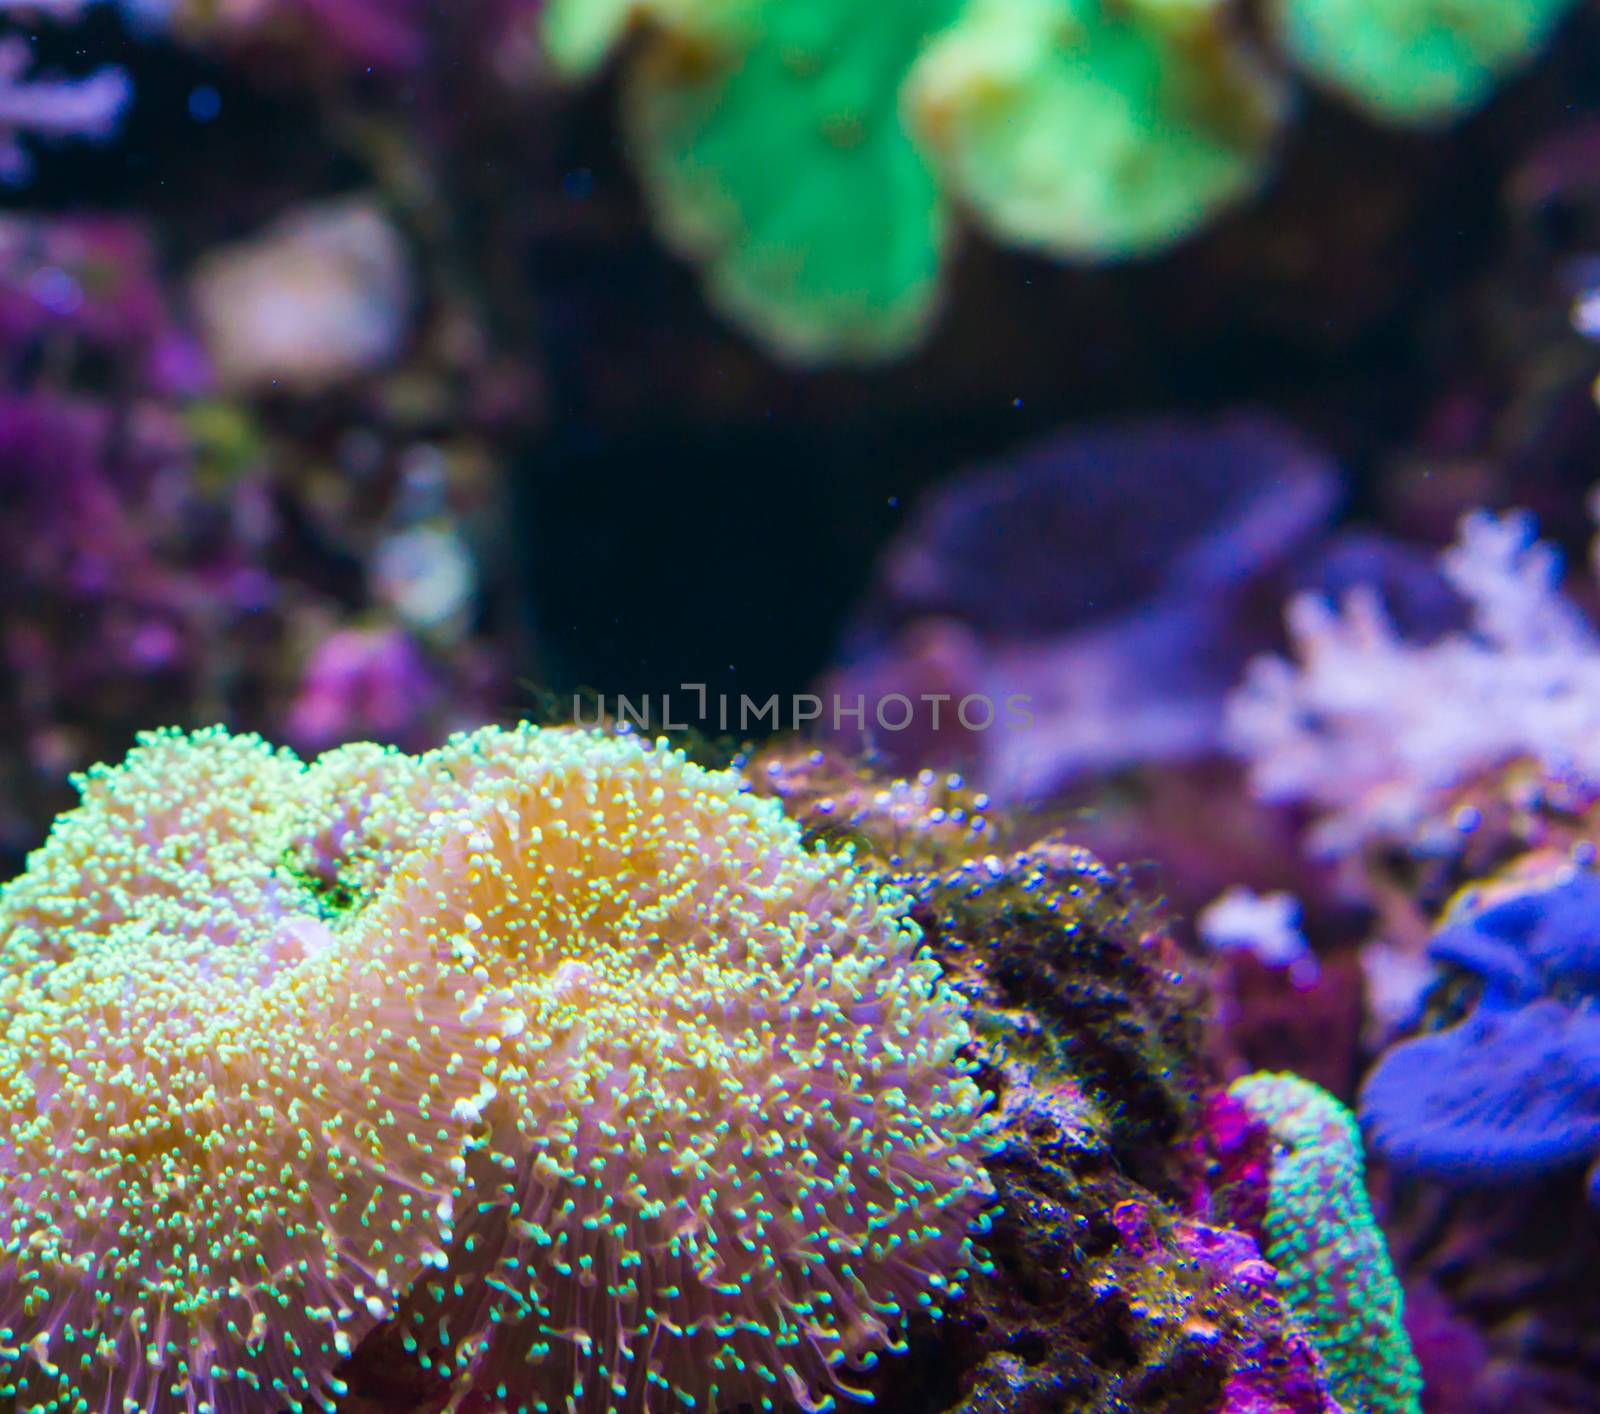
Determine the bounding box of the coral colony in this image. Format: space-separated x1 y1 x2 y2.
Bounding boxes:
539 0 1580 359
7 6 1600 1411
0 1 129 184
1361 871 1600 1194
3 0 1584 361
1232 1074 1423 1414
0 725 1433 1414
830 414 1340 794
1228 505 1600 857
1223 496 1600 1405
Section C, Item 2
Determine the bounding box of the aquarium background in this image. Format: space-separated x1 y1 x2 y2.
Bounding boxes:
4 1 1600 1412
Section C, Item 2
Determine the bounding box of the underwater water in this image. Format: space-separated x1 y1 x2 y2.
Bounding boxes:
2 2 1600 1412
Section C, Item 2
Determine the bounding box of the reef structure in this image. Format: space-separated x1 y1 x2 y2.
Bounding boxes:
0 726 1429 1414
745 744 1356 1414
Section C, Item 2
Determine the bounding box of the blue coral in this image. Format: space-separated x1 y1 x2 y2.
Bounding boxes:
1361 871 1600 1193
1429 871 1600 999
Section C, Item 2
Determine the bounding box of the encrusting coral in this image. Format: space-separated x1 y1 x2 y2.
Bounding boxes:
747 743 1350 1414
1232 1072 1424 1414
0 724 993 1414
746 744 1210 1188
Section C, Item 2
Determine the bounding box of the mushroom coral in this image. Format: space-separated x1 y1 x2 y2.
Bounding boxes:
542 0 760 81
1360 871 1600 1194
299 725 994 1412
621 0 962 363
0 724 991 1414
832 413 1341 797
539 0 1576 360
1274 0 1582 123
0 727 307 979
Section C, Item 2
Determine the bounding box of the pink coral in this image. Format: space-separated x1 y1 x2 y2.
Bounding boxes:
1229 504 1600 856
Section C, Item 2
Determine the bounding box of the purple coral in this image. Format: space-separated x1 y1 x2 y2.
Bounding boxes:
1363 1000 1600 1184
828 413 1340 797
1361 872 1600 1191
1229 505 1600 855
286 625 442 752
178 0 427 72
1429 871 1600 998
0 215 205 392
280 0 425 69
0 384 270 867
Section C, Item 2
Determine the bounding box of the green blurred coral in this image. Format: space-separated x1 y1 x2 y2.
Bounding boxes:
541 0 1572 358
543 0 760 79
542 0 638 75
1231 1072 1424 1414
1275 0 1581 123
541 0 1282 361
621 0 962 362
904 0 1284 259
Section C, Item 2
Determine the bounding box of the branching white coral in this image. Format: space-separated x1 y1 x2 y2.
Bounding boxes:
1227 506 1600 855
